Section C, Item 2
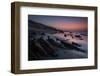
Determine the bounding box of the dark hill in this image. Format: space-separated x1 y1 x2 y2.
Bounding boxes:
28 20 61 33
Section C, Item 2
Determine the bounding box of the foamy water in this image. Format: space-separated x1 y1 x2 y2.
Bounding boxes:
52 32 88 51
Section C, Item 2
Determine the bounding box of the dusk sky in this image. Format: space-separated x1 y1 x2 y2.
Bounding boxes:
28 15 88 32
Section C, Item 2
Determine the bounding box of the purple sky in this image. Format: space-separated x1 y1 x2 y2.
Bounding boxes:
28 15 88 32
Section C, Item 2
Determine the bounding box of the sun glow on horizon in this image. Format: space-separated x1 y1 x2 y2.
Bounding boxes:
49 22 87 31
29 15 88 32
